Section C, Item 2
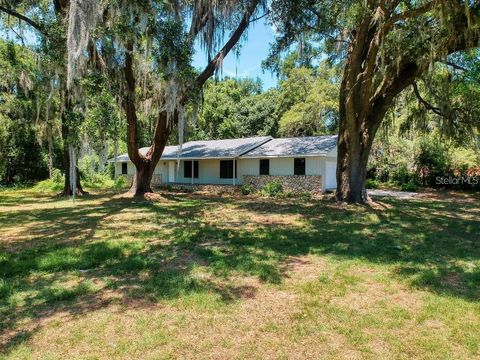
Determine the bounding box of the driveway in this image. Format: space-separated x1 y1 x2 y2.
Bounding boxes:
368 189 419 199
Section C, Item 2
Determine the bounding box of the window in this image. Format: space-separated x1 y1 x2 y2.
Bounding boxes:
121 162 128 175
259 159 269 175
294 158 305 175
184 161 199 178
220 160 237 179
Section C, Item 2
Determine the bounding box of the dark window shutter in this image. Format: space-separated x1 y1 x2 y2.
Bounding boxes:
194 161 199 178
259 159 269 175
184 161 192 178
220 160 236 179
294 158 306 175
122 163 128 175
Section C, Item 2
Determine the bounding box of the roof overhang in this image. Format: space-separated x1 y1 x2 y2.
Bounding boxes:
240 152 329 159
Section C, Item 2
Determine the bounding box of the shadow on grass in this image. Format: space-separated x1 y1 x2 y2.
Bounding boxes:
0 190 479 353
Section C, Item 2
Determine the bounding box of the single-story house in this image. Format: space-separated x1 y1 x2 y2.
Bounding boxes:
111 135 338 192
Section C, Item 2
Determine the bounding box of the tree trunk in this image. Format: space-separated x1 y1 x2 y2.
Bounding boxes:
128 161 155 196
127 112 170 197
98 143 108 173
113 139 119 179
47 122 54 178
60 122 86 197
335 112 375 204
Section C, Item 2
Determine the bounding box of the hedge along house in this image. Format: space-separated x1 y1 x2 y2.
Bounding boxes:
111 135 338 193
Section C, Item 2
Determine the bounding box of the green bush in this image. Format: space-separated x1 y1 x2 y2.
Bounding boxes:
261 181 283 197
33 169 64 192
391 163 412 185
241 183 255 195
415 139 452 187
83 173 114 189
401 180 418 192
298 191 312 201
366 179 380 189
113 176 129 189
159 184 173 192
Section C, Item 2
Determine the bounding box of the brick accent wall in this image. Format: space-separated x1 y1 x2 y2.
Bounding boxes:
243 175 323 194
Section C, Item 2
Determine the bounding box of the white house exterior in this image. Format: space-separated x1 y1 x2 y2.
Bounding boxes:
112 135 338 192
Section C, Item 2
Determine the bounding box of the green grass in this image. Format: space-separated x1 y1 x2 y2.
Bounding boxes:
0 188 479 359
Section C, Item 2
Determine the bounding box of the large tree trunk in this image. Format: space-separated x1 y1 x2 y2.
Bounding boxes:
129 161 155 195
123 40 171 197
127 112 170 196
98 143 108 173
113 139 119 178
47 122 54 178
60 121 86 197
121 0 259 197
336 110 377 203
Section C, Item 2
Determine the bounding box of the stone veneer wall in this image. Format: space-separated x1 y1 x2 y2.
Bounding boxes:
243 175 322 194
121 174 162 186
164 184 239 194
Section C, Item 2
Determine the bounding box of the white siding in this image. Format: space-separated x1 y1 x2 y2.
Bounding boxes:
115 161 168 183
306 157 323 176
270 158 294 175
325 158 337 190
154 161 169 183
238 158 259 176
115 154 338 190
175 159 241 185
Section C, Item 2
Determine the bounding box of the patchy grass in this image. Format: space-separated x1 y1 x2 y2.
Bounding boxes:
0 188 479 359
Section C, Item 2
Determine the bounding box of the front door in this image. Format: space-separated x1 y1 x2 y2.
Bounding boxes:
168 161 175 183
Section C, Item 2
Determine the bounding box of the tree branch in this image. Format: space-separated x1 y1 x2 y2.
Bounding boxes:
0 5 46 36
196 0 261 87
390 1 436 23
249 10 269 24
189 5 211 38
123 41 142 166
412 82 444 117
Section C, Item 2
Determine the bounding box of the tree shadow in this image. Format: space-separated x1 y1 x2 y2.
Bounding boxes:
0 190 479 354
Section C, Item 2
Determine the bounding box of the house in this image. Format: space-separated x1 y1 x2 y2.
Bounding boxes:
111 135 338 193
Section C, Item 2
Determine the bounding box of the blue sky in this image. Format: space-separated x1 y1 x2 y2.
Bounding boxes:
192 19 278 90
1 16 279 89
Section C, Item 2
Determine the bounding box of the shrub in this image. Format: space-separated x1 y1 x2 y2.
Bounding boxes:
241 183 255 195
391 163 412 185
114 176 129 189
401 180 418 192
415 139 452 187
33 169 64 192
261 181 283 197
83 173 114 189
160 184 173 192
298 191 312 201
366 179 380 189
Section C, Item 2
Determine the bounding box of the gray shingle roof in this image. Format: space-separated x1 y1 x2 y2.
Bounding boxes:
162 136 272 159
109 146 179 162
240 135 338 158
109 136 272 162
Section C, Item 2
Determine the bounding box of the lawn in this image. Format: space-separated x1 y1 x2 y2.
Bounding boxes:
0 188 479 359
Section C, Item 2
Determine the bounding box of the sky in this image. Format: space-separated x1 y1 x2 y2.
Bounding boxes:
1 16 279 89
192 19 279 90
